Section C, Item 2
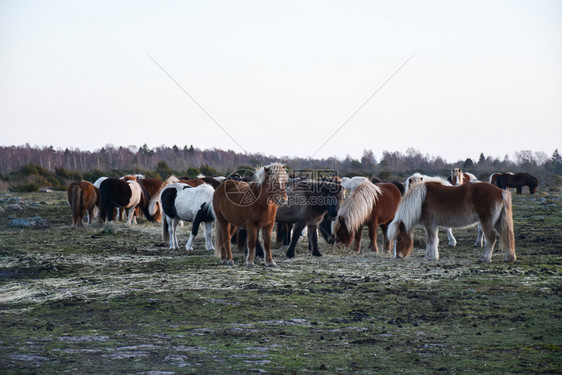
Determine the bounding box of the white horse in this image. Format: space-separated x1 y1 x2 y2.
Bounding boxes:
161 183 215 251
341 176 369 195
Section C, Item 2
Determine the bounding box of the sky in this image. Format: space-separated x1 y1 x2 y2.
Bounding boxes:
1 0 561 163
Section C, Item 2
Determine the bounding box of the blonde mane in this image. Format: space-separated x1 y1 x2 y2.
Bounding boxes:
387 182 427 241
253 163 288 187
336 181 382 233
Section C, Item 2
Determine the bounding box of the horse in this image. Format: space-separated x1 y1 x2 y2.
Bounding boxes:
333 181 402 253
161 183 215 251
98 178 154 224
341 176 369 194
448 168 477 186
405 173 462 246
495 172 539 194
388 181 516 262
137 177 165 223
67 181 99 227
489 172 503 186
275 179 343 258
213 163 289 267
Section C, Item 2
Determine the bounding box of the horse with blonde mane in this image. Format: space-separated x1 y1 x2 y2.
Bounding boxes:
333 181 401 253
388 182 516 262
213 163 289 267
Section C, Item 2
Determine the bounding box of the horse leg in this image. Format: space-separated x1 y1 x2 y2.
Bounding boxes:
308 225 322 256
204 221 215 251
286 222 306 258
353 225 363 252
171 217 181 249
245 225 258 267
126 207 135 224
380 223 391 253
474 223 485 247
478 220 497 263
425 225 440 260
262 223 277 267
516 187 522 195
367 221 379 253
446 227 457 246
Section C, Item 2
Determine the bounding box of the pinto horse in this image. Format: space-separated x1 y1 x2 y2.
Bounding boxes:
495 172 538 194
99 178 154 224
161 183 215 251
449 168 477 186
67 181 99 227
213 163 289 267
333 181 401 253
276 179 343 258
388 182 516 262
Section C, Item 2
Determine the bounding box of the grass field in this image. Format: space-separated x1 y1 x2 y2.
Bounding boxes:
0 180 560 374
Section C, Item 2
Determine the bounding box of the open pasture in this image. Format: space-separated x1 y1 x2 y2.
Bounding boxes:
0 182 561 374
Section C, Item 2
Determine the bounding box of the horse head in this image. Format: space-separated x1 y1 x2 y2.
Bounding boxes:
262 164 289 206
393 221 413 258
333 215 353 247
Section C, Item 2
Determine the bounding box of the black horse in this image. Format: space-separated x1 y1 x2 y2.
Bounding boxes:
275 179 343 258
495 172 539 194
99 178 154 223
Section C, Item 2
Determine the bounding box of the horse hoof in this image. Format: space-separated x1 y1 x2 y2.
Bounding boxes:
222 260 234 266
312 252 322 257
286 252 295 259
477 257 491 263
246 262 255 268
266 262 278 268
206 246 215 251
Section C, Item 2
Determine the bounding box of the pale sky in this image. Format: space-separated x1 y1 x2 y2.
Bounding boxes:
1 0 561 163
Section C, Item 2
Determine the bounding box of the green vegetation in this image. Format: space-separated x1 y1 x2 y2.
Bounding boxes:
0 179 560 373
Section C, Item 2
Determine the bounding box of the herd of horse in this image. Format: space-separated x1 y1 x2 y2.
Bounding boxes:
67 167 538 266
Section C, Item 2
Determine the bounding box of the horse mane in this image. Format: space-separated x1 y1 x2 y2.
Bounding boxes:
253 162 288 187
405 172 450 193
387 182 427 240
337 181 382 233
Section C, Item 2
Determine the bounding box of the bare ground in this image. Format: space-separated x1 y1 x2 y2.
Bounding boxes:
0 182 561 374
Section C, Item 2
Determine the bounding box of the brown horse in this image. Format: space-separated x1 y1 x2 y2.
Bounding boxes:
67 181 99 227
213 163 289 267
495 172 539 194
333 181 401 253
137 177 164 223
388 181 516 262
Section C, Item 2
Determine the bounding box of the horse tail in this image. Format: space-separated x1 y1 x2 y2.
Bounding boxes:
137 182 155 222
497 191 516 262
214 218 223 258
162 216 169 243
71 184 82 226
99 180 111 222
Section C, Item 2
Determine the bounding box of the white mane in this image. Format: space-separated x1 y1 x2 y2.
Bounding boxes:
404 172 450 193
387 182 427 240
336 181 382 233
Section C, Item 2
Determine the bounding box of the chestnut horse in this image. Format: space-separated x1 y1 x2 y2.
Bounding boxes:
67 181 99 227
388 182 516 262
137 177 164 223
333 181 401 253
495 172 539 194
213 163 289 267
99 178 154 224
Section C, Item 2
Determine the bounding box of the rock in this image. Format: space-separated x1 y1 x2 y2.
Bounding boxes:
9 216 49 228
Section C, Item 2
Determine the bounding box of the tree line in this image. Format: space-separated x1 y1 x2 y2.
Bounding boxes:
0 144 560 192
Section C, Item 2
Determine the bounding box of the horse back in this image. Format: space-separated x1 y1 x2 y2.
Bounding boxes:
372 183 402 223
